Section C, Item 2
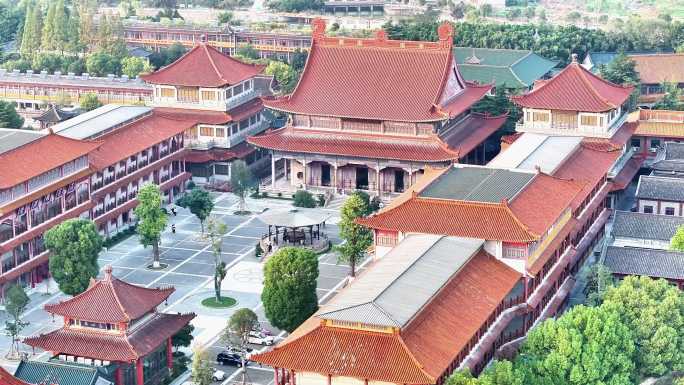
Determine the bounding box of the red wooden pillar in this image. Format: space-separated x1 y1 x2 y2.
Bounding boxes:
115 366 124 385
136 357 144 385
166 338 173 370
274 367 279 385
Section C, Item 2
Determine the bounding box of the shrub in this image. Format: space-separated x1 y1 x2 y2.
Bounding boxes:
293 190 317 208
317 194 326 207
186 180 196 190
255 243 263 259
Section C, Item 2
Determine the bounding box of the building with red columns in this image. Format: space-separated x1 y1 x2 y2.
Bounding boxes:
252 55 643 382
24 265 195 385
0 129 101 298
141 44 272 185
248 19 505 197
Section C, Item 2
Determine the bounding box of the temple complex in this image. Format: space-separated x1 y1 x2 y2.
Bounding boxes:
251 53 643 382
24 266 195 385
248 19 506 197
142 44 272 185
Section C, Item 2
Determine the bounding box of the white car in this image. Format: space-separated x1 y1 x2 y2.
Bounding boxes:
247 330 275 345
212 369 226 382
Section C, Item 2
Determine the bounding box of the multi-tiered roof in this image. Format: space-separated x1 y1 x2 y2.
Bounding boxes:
24 266 195 362
249 19 506 163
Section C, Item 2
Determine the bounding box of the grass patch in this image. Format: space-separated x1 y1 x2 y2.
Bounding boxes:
201 296 237 308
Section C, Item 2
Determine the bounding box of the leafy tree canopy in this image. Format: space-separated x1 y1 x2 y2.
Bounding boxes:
598 53 640 85
0 101 25 128
336 194 372 277
80 93 103 112
134 184 168 266
121 56 154 78
177 188 214 233
262 247 319 332
45 218 103 296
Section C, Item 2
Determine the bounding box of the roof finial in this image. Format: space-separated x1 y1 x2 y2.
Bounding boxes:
437 22 454 48
104 265 113 280
312 18 326 41
375 29 387 42
571 53 578 63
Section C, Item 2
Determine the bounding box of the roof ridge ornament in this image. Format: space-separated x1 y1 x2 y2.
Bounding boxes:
437 22 454 48
571 53 578 63
312 18 326 41
375 29 387 42
104 264 113 281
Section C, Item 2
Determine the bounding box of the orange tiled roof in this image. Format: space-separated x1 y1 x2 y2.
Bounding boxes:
0 367 30 385
629 54 684 84
88 112 194 170
632 121 684 138
0 134 101 189
263 19 486 123
253 251 521 383
358 171 580 243
44 266 174 323
141 44 264 87
24 312 195 362
512 61 633 112
253 325 435 384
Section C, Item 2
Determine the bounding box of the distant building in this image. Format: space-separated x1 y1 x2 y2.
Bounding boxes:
581 51 684 106
635 175 684 216
604 246 684 288
33 105 80 130
24 265 195 385
652 142 684 178
629 109 684 162
249 19 505 197
610 210 684 249
453 47 558 91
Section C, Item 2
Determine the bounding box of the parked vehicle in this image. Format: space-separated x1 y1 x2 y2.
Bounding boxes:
212 369 226 381
217 351 248 367
247 330 275 345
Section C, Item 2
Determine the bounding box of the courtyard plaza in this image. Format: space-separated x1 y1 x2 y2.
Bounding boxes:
0 192 363 384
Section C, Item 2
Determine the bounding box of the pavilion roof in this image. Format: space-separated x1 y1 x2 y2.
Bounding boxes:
44 266 174 323
263 19 486 123
511 58 634 112
0 133 101 189
141 43 264 87
24 312 195 362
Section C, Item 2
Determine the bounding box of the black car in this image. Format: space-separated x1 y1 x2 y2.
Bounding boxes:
217 352 248 367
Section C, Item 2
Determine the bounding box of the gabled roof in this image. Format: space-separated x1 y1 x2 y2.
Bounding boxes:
141 43 264 87
454 47 558 88
34 105 79 123
44 266 174 323
0 367 30 385
263 19 484 123
611 210 684 242
319 235 484 327
512 58 634 112
605 246 684 280
0 133 101 189
358 166 581 243
636 175 684 202
253 247 520 383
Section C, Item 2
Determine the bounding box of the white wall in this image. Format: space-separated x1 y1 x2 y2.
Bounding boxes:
613 236 670 250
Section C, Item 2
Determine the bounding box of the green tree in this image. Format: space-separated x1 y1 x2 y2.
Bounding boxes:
96 14 127 59
86 51 122 77
44 219 103 296
599 53 640 86
4 284 29 360
230 160 256 213
79 93 102 111
473 84 521 133
0 101 25 128
0 2 24 45
479 3 492 17
672 225 684 251
654 82 683 111
566 10 582 24
264 60 298 93
52 0 70 53
336 194 372 278
583 263 614 306
236 44 260 60
177 188 214 234
172 323 195 352
41 1 56 51
217 11 233 24
519 305 635 385
293 190 317 208
226 308 258 383
206 217 228 301
191 346 214 385
134 184 168 268
602 276 684 376
20 2 42 61
262 247 319 332
121 56 154 78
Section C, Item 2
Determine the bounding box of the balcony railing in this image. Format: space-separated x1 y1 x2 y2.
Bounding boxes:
226 89 259 110
608 146 636 178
